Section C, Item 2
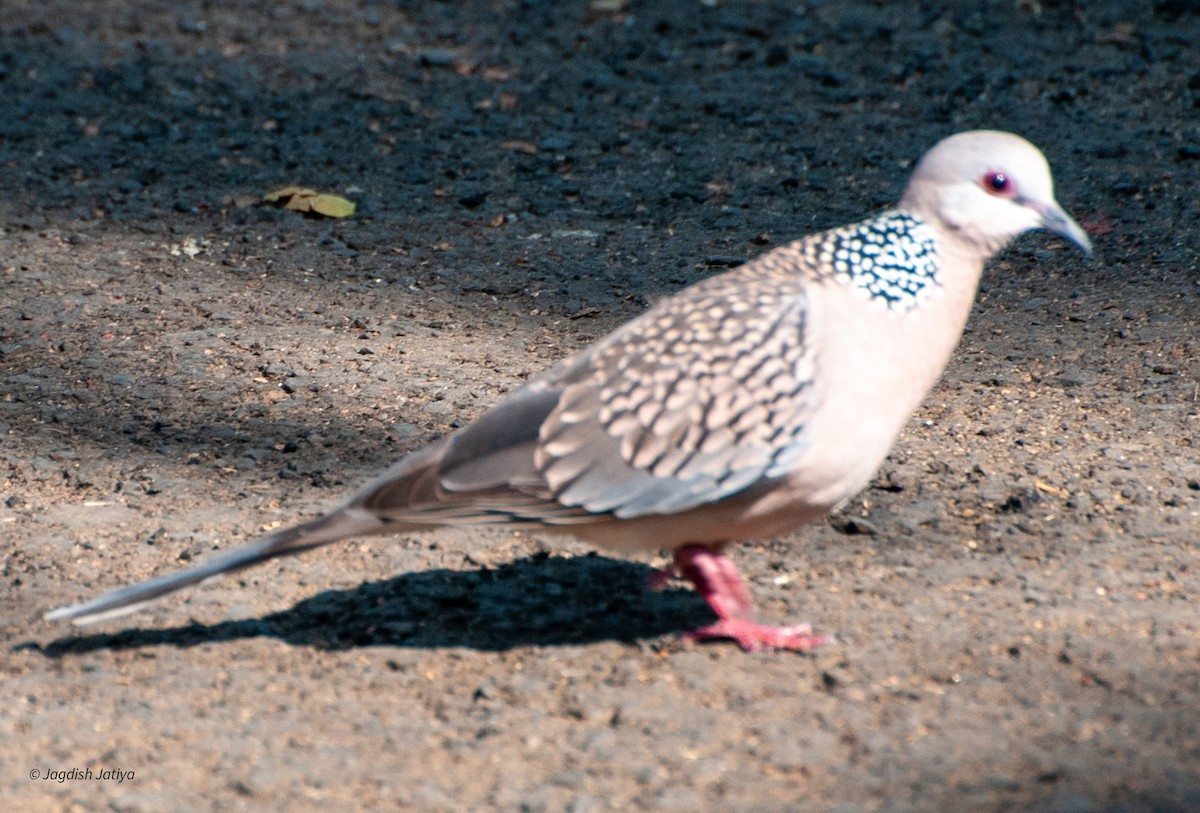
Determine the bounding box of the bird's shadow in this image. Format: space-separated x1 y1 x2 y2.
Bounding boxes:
30 552 712 657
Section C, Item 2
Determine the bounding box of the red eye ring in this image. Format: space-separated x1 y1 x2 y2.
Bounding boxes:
982 170 1017 198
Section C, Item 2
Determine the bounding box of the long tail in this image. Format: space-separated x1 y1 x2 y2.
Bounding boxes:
43 507 389 626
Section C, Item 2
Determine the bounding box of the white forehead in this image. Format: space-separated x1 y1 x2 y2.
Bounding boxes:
910 130 1055 198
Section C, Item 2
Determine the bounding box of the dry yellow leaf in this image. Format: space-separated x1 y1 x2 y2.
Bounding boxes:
307 194 356 218
262 186 356 218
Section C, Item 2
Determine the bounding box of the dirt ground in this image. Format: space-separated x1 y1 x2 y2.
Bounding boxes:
3 1 1199 811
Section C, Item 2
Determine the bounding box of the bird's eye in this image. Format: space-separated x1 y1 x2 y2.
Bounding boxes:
982 170 1016 198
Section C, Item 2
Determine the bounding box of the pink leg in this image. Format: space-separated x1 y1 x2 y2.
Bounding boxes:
662 544 834 653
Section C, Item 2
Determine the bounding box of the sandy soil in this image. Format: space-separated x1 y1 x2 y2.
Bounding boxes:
3 1 1199 811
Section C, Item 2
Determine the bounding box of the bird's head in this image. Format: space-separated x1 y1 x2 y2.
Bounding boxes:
900 130 1092 258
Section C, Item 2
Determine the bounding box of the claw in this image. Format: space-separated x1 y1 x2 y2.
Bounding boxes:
682 619 835 652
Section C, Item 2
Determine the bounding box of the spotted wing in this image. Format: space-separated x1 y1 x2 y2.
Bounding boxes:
530 268 819 519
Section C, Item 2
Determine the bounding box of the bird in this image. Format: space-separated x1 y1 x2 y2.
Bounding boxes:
45 131 1092 651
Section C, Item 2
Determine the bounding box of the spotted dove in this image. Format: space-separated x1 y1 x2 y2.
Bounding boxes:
46 131 1092 651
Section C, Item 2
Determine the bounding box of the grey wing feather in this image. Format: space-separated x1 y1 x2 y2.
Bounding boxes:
438 385 562 491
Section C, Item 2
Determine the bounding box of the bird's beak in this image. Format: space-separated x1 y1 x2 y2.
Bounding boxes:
1024 198 1093 257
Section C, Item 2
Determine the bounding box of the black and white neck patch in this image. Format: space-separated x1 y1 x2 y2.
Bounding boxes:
813 212 941 312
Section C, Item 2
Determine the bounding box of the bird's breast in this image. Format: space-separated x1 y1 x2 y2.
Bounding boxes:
775 271 982 510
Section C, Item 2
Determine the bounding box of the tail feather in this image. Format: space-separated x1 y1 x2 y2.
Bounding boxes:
44 508 387 626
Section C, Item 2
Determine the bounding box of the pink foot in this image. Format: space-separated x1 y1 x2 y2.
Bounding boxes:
663 544 834 653
681 619 830 652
